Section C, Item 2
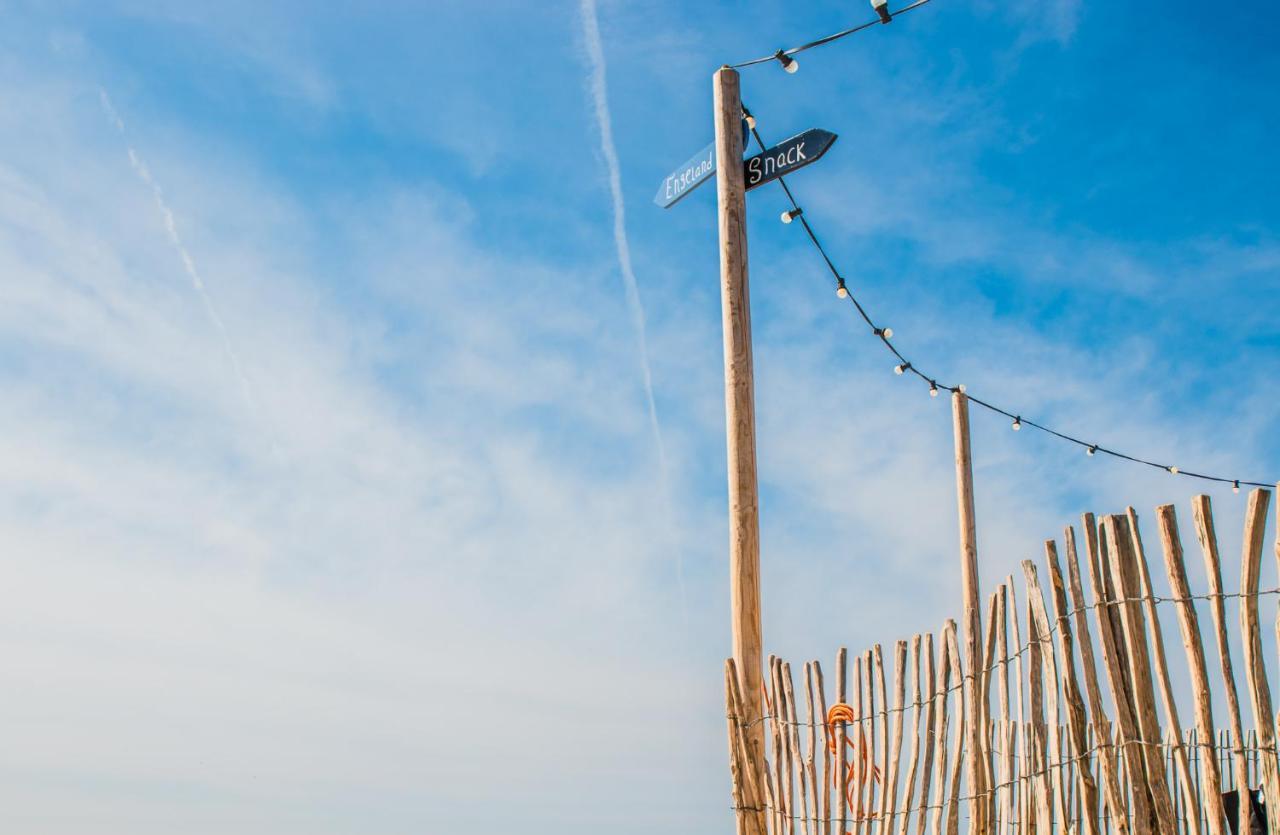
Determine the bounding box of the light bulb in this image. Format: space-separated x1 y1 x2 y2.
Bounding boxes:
1087 445 1097 457
957 384 966 393
1012 417 1022 431
882 327 893 339
781 208 802 224
744 112 756 130
929 381 939 397
1169 466 1180 475
894 363 906 375
871 0 893 23
775 50 798 73
836 285 849 299
1234 480 1241 494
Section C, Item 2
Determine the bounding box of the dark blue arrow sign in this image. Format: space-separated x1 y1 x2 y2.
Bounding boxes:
654 119 751 209
743 129 837 191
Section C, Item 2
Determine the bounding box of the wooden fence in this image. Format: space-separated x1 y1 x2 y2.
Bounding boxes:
725 490 1280 835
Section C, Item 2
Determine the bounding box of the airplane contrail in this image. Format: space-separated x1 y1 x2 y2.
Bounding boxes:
578 0 686 615
99 89 263 425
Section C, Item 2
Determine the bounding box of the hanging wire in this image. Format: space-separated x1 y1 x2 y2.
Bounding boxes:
742 117 1275 489
730 0 936 69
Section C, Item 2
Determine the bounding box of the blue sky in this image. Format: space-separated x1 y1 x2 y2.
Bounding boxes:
0 1 1277 832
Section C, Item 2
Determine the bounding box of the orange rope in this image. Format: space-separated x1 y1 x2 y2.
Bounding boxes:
824 703 882 825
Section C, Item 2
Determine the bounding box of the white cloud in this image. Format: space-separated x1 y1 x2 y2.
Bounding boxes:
0 5 1274 833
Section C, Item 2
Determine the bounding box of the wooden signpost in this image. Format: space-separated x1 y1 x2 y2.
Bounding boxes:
657 66 839 835
654 120 751 209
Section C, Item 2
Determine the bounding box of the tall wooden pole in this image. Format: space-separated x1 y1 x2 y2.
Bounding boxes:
714 65 765 831
951 391 988 833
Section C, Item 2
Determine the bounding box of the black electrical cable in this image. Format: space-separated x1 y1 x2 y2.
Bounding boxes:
743 118 1274 490
730 0 935 69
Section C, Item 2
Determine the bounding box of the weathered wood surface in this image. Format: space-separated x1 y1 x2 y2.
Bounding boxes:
714 67 766 823
951 393 987 835
723 491 1280 835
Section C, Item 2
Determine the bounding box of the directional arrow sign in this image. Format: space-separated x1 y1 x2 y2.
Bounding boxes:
654 119 751 209
743 129 837 191
654 141 716 209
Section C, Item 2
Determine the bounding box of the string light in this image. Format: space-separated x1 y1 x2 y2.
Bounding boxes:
774 50 798 73
894 362 911 375
781 207 803 224
731 0 934 70
741 117 1275 492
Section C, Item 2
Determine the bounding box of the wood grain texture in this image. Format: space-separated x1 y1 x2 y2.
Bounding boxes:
1237 489 1280 835
1126 507 1201 835
886 640 908 834
950 392 987 835
1066 524 1126 834
784 662 809 835
1103 515 1177 833
876 644 890 830
1045 539 1100 835
805 662 821 835
917 633 938 835
995 585 1015 835
931 623 955 835
837 647 849 835
727 658 768 835
1023 563 1055 831
944 623 965 835
1157 504 1227 835
714 67 766 816
898 636 924 835
814 660 831 835
1191 495 1253 835
1086 513 1153 835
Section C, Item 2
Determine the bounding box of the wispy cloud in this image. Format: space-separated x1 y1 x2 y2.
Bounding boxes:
578 0 684 614
98 88 266 433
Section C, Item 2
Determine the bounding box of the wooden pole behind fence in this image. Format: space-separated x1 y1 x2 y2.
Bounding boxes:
950 391 988 835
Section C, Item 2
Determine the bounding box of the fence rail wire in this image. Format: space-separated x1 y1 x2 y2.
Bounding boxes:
724 497 1280 835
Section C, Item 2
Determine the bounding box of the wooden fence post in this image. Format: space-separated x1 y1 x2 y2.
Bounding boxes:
950 392 988 834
